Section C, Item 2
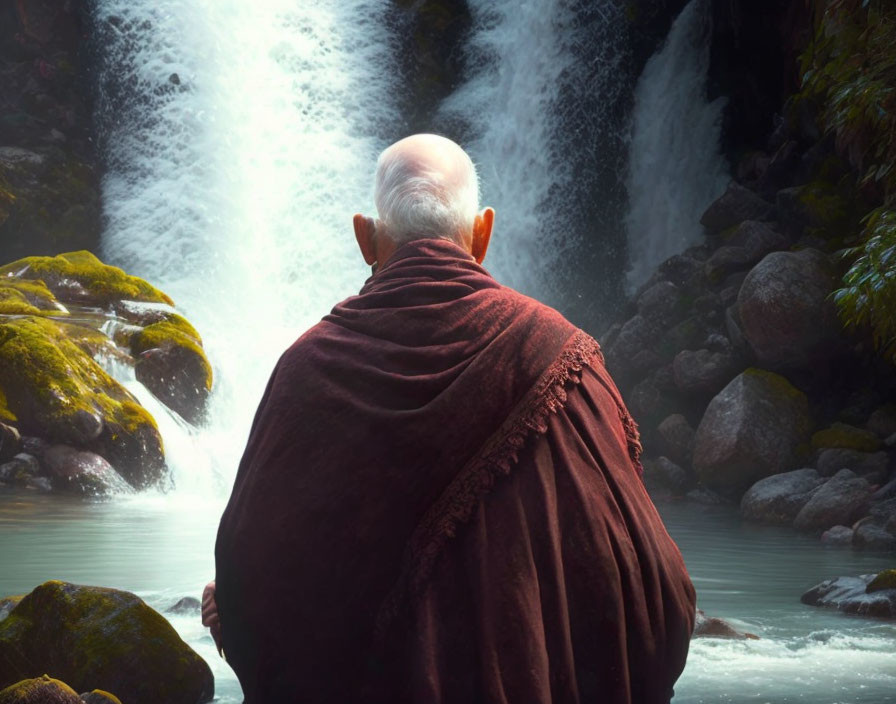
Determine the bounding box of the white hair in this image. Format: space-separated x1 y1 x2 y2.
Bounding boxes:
373 137 480 245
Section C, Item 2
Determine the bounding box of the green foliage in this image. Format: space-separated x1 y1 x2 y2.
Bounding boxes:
833 207 896 360
801 1 896 361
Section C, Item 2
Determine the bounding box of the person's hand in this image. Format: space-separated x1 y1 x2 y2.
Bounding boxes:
201 580 223 657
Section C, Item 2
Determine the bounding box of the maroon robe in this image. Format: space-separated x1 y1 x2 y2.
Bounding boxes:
215 239 695 703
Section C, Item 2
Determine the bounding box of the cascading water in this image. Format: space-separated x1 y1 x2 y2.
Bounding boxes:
92 0 398 496
624 0 729 292
441 0 630 328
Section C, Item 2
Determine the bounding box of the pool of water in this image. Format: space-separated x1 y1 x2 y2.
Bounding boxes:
0 491 894 703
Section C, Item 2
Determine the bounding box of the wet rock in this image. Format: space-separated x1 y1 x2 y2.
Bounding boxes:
724 305 749 355
636 280 682 321
0 597 22 622
821 525 854 546
80 691 123 704
605 315 658 382
672 348 739 397
0 675 82 704
686 486 727 505
166 596 201 615
741 468 825 525
0 316 165 490
793 469 873 532
872 477 896 503
700 182 774 234
693 609 759 639
869 497 896 526
627 375 675 431
867 404 896 439
629 349 665 377
704 245 754 283
0 453 45 490
737 249 840 369
867 569 896 592
853 521 896 551
657 414 695 466
0 581 214 704
693 369 810 493
801 574 896 619
653 456 690 494
815 448 889 479
0 423 20 463
812 423 882 453
40 445 132 496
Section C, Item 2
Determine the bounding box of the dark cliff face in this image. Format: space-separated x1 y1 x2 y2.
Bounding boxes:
708 0 814 161
0 0 101 264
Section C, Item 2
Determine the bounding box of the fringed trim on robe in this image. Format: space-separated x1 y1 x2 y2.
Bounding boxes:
374 329 642 641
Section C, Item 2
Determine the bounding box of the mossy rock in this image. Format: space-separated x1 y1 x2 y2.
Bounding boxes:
79 690 122 704
867 569 896 593
0 316 165 488
0 675 82 704
0 597 22 622
0 279 64 316
130 315 212 424
0 581 214 704
811 422 882 453
0 251 171 308
0 389 16 424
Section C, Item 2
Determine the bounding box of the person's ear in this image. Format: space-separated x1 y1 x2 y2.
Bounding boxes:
471 207 494 264
353 214 377 266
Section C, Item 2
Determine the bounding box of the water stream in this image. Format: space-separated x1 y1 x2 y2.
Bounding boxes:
1 0 894 701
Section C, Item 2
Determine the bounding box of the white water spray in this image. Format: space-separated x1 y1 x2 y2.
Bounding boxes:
93 0 398 496
624 0 729 292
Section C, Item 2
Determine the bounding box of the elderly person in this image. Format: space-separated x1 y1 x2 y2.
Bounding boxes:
208 133 695 703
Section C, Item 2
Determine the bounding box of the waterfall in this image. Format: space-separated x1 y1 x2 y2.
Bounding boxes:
624 0 729 292
441 0 629 325
91 0 398 495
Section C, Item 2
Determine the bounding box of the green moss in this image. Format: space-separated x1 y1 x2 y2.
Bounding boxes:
0 252 172 307
0 279 63 317
130 317 212 392
743 368 806 402
811 421 882 452
0 316 163 486
0 675 81 703
797 179 858 240
82 690 122 704
0 581 214 704
867 569 896 593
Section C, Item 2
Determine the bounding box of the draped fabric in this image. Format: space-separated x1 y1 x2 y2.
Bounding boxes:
214 238 695 703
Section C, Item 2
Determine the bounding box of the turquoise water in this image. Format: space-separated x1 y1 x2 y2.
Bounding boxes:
1 490 893 703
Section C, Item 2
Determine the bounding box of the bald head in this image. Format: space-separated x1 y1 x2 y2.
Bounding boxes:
373 134 480 246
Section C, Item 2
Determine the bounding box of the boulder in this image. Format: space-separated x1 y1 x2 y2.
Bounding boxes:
40 445 133 496
80 691 122 704
740 468 825 524
0 316 165 489
605 315 658 382
0 597 22 622
129 315 213 424
693 369 810 493
636 280 682 321
166 596 201 615
0 251 171 308
812 423 882 453
815 448 889 479
704 245 754 283
657 414 695 466
653 456 690 494
793 469 873 532
672 348 739 397
853 521 896 551
821 525 854 546
801 573 896 619
868 405 896 439
867 570 896 592
736 249 840 368
0 423 20 463
692 609 759 639
0 675 82 704
700 182 774 234
872 477 896 503
0 581 214 704
0 453 47 491
686 487 727 505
